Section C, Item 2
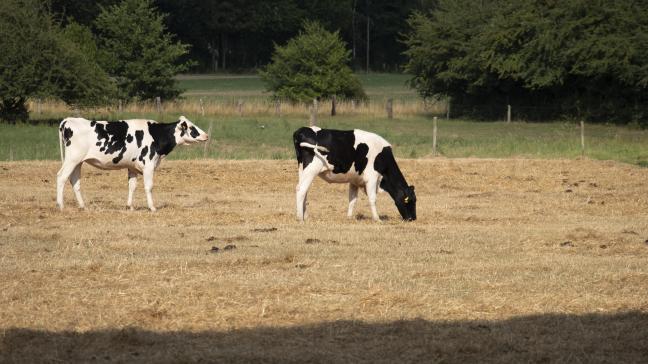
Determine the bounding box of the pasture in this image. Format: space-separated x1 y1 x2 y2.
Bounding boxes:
1 73 648 362
1 158 648 362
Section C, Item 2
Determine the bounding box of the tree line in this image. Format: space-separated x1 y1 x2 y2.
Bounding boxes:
404 0 648 125
52 0 434 72
2 0 647 125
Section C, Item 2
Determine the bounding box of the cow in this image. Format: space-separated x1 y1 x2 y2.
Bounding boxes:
293 126 416 222
57 116 209 211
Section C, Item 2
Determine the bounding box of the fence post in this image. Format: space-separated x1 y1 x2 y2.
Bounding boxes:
580 120 585 156
155 97 162 114
203 120 213 158
351 99 356 111
237 99 243 116
274 100 281 116
199 98 205 116
446 96 451 120
331 95 337 116
118 99 123 113
386 98 393 119
507 104 511 123
433 116 438 156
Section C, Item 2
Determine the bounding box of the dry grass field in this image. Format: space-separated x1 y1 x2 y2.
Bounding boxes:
1 158 647 363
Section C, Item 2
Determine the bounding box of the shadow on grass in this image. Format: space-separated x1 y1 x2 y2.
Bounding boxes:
2 312 647 363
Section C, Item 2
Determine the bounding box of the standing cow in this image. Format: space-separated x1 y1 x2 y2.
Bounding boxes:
57 116 208 211
293 126 416 222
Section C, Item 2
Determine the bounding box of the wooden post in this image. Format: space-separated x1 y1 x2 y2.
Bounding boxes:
237 99 243 116
274 100 281 116
580 120 585 156
507 104 511 123
331 95 337 116
446 96 451 120
386 98 393 119
432 116 438 156
203 121 213 158
155 97 161 114
351 99 357 111
118 99 123 112
199 98 205 116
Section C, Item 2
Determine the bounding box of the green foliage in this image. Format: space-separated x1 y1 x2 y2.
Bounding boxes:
0 0 115 122
403 0 648 125
259 21 366 103
94 0 192 101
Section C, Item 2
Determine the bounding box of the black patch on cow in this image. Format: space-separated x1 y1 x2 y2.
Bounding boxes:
92 120 129 164
62 126 74 147
96 142 101 146
354 143 369 174
139 146 149 164
135 130 144 148
59 120 66 132
132 157 136 162
293 127 317 169
189 126 200 138
293 128 366 175
90 120 96 127
147 121 178 160
126 134 133 143
374 146 417 220
179 121 187 137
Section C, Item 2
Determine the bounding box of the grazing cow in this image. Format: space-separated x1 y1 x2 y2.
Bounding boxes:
57 116 208 211
293 126 416 222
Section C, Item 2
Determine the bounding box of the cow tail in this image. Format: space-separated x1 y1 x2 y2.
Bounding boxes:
58 120 65 162
299 142 329 165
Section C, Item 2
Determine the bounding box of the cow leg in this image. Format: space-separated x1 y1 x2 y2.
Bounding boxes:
68 163 85 209
347 184 359 218
127 169 137 210
366 178 380 221
296 161 321 222
143 166 156 212
56 161 80 210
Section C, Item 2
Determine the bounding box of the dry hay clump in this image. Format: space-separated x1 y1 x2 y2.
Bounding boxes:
1 158 647 363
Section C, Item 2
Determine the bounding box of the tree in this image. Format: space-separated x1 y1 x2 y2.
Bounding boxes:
260 21 366 103
0 0 115 122
94 0 192 101
403 0 648 124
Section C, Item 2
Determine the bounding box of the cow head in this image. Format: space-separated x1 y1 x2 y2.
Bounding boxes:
175 116 209 144
394 185 417 221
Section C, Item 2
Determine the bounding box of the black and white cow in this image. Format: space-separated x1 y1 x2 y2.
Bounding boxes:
57 116 208 211
293 126 416 222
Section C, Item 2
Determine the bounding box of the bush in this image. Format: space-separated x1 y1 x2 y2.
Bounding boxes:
260 21 366 103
